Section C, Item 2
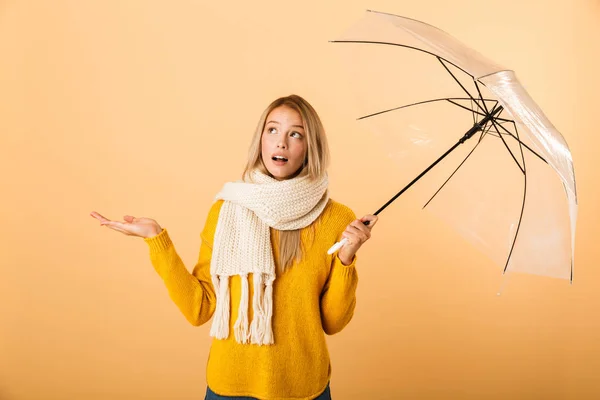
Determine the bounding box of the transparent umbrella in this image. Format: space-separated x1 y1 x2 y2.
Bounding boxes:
328 10 577 281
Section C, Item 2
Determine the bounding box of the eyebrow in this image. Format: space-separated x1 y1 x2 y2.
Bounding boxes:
266 121 305 129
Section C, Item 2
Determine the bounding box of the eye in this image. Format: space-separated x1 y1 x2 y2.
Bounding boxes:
267 127 277 134
291 131 303 139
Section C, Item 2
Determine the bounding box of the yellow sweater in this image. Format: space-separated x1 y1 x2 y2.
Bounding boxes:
143 199 359 400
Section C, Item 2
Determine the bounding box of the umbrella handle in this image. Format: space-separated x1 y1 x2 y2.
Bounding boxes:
327 220 372 255
327 238 348 255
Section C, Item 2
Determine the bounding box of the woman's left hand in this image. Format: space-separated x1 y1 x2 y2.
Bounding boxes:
337 214 378 265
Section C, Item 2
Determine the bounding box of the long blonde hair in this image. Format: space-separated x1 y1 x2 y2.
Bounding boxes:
243 95 331 273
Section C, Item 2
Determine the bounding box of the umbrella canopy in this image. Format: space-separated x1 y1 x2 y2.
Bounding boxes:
331 10 577 281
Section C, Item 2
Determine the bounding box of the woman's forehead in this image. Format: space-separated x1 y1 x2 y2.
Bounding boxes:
266 106 304 126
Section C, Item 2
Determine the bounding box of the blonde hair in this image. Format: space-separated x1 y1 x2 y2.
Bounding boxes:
243 95 331 273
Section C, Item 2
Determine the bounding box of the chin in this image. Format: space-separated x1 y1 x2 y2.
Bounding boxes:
267 167 303 181
270 172 292 181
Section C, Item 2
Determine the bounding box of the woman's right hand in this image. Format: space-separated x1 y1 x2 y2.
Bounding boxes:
90 211 163 238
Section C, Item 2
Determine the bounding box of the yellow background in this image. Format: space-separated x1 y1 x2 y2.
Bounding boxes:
1 1 599 399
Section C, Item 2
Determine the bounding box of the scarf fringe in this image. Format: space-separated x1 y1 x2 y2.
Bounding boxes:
209 273 275 345
262 277 274 345
234 274 250 344
250 273 265 344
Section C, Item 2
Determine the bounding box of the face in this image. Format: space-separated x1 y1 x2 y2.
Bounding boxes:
261 106 307 180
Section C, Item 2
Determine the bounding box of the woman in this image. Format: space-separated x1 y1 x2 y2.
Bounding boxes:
90 94 377 399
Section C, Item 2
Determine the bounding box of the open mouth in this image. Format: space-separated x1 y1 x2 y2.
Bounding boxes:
272 156 288 163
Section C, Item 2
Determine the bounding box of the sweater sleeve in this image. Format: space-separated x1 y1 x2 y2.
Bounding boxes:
319 203 359 335
320 255 358 335
143 201 223 326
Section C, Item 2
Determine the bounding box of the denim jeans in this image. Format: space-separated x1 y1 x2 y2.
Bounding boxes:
204 382 331 400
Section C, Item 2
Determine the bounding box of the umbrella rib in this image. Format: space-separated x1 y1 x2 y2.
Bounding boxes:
422 116 497 209
486 115 513 123
502 172 527 276
474 80 489 113
477 127 488 143
437 58 487 115
480 117 498 140
446 99 488 118
358 97 495 120
422 133 483 209
474 80 492 124
570 259 574 283
330 39 475 78
487 119 525 174
501 117 529 275
492 119 547 164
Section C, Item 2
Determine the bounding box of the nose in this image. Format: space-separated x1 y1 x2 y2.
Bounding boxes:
276 137 287 149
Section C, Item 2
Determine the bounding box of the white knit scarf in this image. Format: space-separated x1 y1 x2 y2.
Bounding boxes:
210 170 329 345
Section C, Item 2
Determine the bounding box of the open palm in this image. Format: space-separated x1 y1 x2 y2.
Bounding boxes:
90 211 162 238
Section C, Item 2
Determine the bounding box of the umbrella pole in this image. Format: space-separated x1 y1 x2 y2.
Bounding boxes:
369 106 504 220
